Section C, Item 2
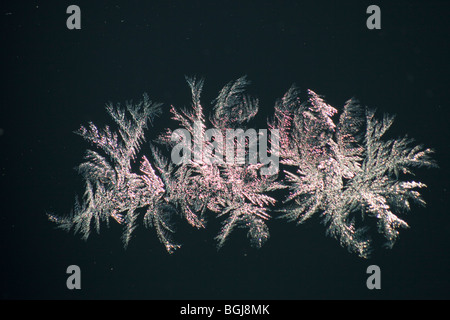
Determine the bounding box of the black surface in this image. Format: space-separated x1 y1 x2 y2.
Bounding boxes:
1 0 449 299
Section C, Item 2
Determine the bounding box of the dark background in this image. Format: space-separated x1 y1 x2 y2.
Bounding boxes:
1 0 449 299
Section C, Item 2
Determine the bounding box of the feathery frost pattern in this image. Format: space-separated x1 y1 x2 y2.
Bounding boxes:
270 87 436 258
49 77 436 258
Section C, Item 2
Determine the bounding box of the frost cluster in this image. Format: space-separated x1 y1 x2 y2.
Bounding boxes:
49 77 436 258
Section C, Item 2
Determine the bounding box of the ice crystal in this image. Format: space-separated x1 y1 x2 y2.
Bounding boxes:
49 77 436 258
156 76 283 249
49 77 283 253
271 87 437 258
47 94 176 250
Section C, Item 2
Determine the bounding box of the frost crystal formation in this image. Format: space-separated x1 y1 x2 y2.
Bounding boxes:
270 87 436 257
49 77 436 258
